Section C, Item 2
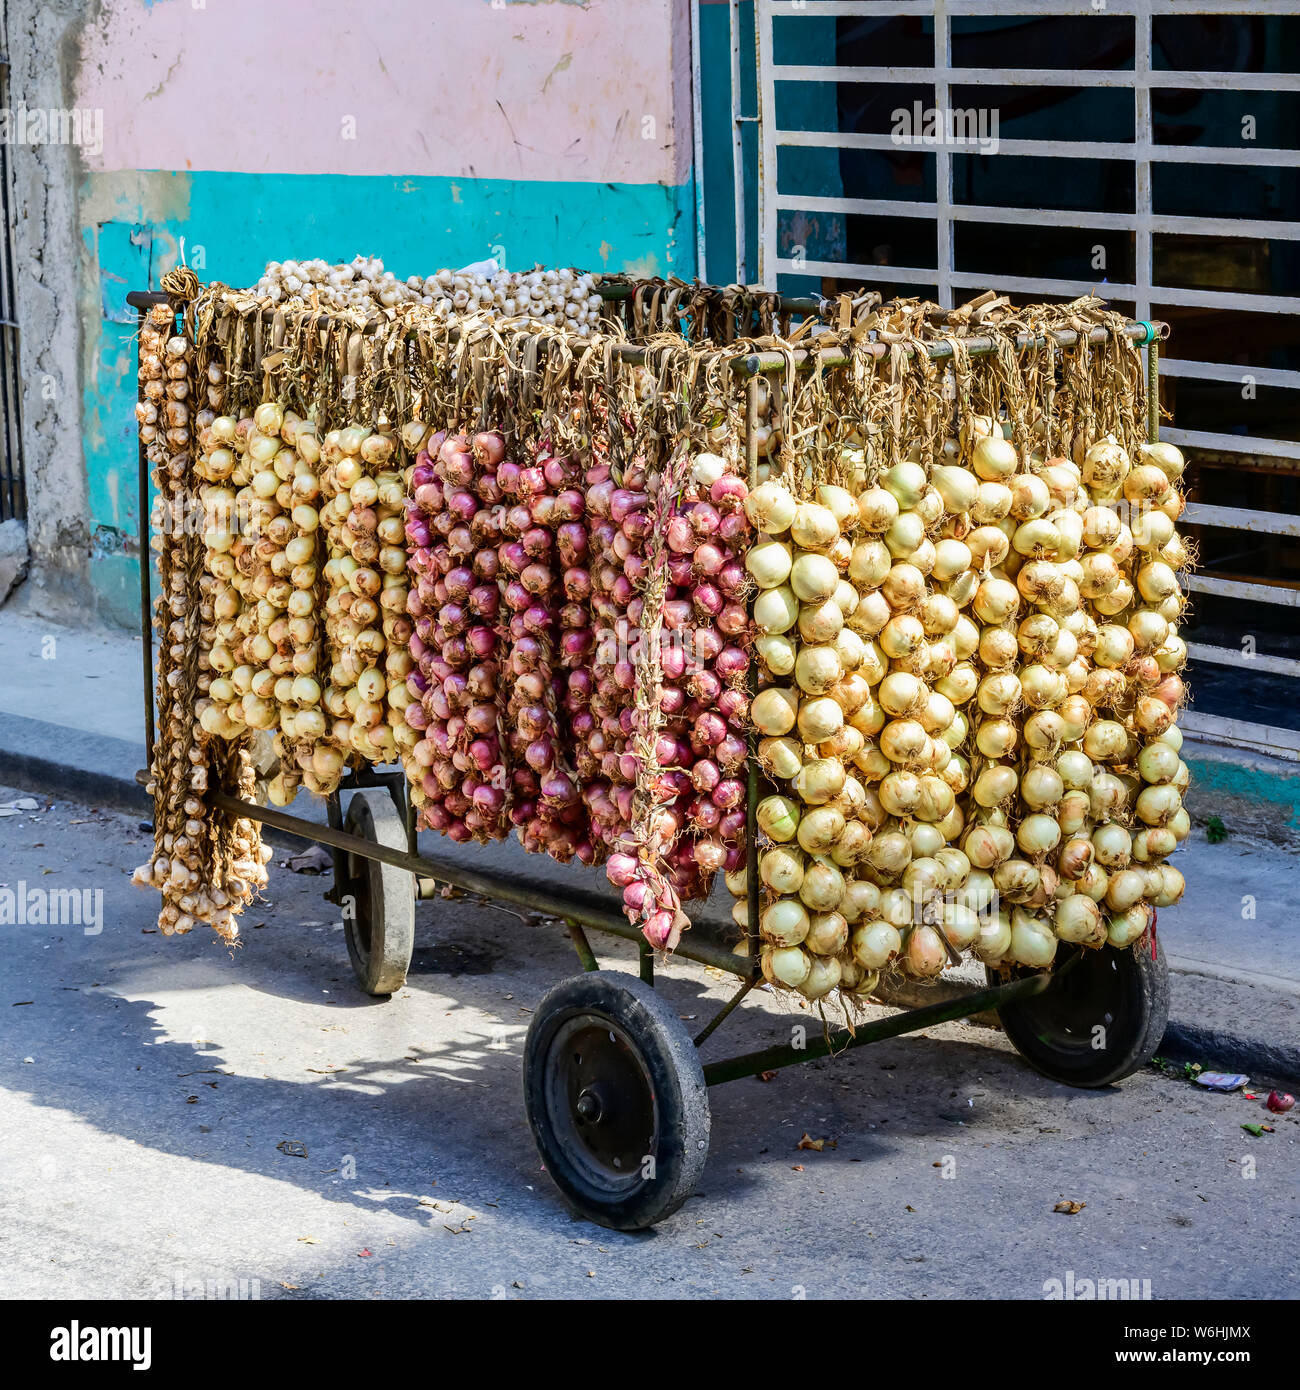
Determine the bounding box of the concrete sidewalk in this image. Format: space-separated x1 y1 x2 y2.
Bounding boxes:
1 608 1297 1081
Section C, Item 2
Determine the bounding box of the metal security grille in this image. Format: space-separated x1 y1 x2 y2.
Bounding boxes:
752 0 1300 756
0 36 23 523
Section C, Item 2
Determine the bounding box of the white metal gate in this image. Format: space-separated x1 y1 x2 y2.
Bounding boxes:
751 0 1300 758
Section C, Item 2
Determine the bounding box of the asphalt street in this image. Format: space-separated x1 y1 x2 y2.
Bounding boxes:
1 787 1295 1300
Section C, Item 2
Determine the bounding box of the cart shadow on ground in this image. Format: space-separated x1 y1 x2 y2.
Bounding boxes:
4 890 1161 1247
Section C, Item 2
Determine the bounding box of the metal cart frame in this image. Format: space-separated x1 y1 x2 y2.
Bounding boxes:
128 285 1172 1229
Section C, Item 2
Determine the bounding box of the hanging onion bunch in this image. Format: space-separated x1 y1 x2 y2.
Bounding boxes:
740 468 890 999
133 305 269 938
312 422 410 776
496 434 594 862
403 426 514 842
604 439 754 950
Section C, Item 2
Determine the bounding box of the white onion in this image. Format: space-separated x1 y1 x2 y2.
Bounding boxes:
761 899 810 947
973 764 1018 807
905 924 949 977
1017 812 1061 855
796 805 846 854
972 435 1018 481
790 503 840 551
794 646 843 695
850 539 892 587
798 856 846 913
1153 864 1185 907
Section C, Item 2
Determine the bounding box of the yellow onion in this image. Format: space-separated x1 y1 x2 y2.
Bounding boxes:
757 795 800 842
756 633 796 676
765 945 811 989
759 735 803 781
761 899 810 947
805 910 849 957
1055 894 1103 944
974 909 1013 962
1153 864 1185 907
1010 908 1058 968
796 806 846 854
761 846 805 894
1107 903 1150 947
904 924 949 977
746 538 793 588
754 585 799 634
745 481 797 534
752 686 798 736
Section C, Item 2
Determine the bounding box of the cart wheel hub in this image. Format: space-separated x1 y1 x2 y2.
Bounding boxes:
575 1088 604 1123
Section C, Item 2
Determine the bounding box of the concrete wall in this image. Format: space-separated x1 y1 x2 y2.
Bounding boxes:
4 0 697 626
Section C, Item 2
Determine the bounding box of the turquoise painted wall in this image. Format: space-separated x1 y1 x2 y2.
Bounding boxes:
85 171 695 627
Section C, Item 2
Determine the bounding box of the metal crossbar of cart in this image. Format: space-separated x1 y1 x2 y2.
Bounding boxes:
128 286 1172 1230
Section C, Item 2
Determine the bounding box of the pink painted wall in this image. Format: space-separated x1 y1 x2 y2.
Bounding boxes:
76 0 690 186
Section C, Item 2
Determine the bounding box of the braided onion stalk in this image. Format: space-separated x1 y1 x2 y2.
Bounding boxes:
132 304 269 937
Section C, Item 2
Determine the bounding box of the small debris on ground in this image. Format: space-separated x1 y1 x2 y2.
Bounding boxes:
1196 1072 1249 1092
284 846 332 874
276 1140 308 1158
1053 1199 1086 1215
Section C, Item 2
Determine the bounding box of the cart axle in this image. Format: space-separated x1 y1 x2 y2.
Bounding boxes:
700 968 1055 1086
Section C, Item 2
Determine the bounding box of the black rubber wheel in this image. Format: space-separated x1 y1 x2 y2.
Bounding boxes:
339 789 415 997
987 937 1169 1088
523 972 711 1231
